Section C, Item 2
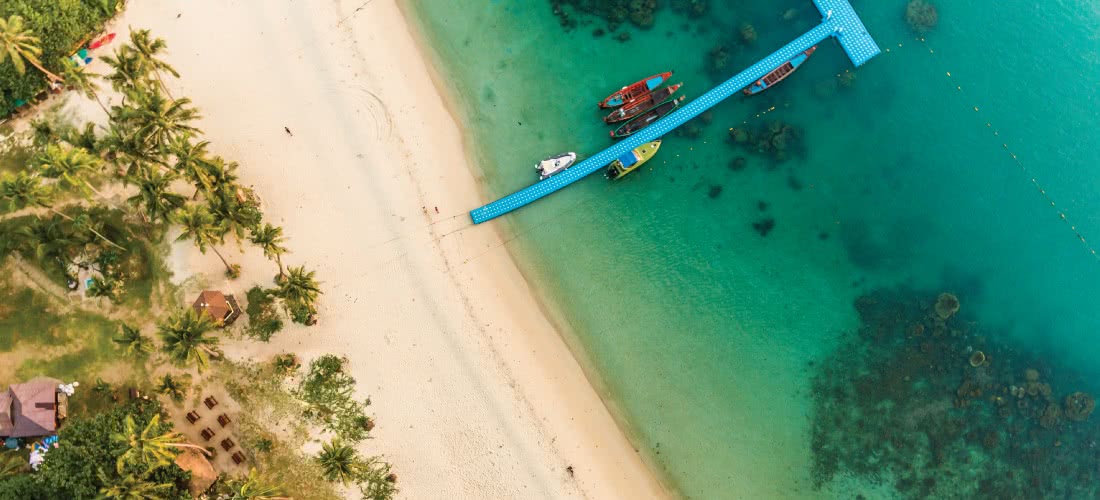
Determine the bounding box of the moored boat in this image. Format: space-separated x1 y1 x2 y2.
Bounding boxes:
604 83 683 124
610 96 685 139
536 152 577 180
742 46 817 95
607 140 662 179
598 71 673 109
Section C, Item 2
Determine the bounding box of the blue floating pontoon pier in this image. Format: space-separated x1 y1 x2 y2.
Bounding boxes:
470 0 880 224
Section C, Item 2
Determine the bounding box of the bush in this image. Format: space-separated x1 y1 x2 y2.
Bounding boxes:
296 355 373 443
245 286 284 341
0 0 123 117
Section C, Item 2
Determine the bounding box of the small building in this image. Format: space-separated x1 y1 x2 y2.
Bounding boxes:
192 290 241 327
0 377 67 439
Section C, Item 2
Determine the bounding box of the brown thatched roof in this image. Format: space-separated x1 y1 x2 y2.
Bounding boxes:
1 377 61 438
175 449 217 496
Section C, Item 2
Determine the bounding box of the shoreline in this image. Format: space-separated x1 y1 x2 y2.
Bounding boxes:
109 0 671 497
394 2 676 497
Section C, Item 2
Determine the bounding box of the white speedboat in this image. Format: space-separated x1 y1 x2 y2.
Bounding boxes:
536 152 577 180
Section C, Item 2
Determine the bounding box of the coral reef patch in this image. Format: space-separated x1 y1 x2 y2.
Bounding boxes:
811 288 1100 498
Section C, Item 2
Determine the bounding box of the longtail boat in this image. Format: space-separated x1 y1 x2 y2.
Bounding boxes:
610 96 685 139
743 46 816 95
604 83 683 124
607 140 662 179
598 71 673 109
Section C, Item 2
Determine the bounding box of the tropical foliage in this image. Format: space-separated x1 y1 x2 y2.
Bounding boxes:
0 0 122 116
157 307 219 371
113 323 152 358
297 355 374 443
245 286 284 341
316 439 396 500
8 400 191 499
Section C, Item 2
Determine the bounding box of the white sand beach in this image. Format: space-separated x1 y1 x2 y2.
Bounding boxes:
97 0 671 498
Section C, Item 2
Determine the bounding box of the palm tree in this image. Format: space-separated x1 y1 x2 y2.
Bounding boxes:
60 58 109 115
0 15 62 81
170 134 214 196
317 439 357 484
126 168 185 225
102 46 149 94
225 468 291 500
112 414 210 473
174 203 236 276
277 265 321 307
157 308 219 371
97 470 173 499
102 124 164 179
156 373 189 402
129 28 180 99
0 172 124 250
115 86 199 150
35 145 107 200
250 223 289 276
17 215 75 263
113 324 153 359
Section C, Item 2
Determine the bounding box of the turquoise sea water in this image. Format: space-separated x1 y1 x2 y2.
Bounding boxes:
405 0 1100 497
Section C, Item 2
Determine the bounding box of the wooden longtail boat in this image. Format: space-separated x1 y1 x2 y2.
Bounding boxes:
742 46 817 95
604 83 683 124
607 140 662 179
598 71 673 109
610 96 685 139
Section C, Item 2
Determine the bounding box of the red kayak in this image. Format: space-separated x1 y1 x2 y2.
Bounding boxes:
604 83 683 124
598 71 673 109
88 33 116 50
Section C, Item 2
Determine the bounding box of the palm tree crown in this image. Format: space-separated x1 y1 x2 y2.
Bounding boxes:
250 223 289 275
126 168 186 225
317 440 357 484
278 265 322 308
112 414 209 473
157 308 219 371
35 145 105 199
0 15 62 81
113 324 153 358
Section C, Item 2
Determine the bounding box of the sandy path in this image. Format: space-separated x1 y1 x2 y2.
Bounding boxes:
106 0 670 498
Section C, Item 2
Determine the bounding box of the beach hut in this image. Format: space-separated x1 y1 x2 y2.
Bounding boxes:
192 290 242 326
0 377 67 439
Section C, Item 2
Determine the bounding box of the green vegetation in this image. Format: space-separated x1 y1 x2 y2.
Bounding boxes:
0 1 123 116
0 400 191 499
157 308 219 371
297 355 374 443
317 439 396 500
0 21 388 498
244 286 284 341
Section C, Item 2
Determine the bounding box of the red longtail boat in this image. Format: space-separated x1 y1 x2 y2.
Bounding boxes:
598 71 673 109
604 83 683 124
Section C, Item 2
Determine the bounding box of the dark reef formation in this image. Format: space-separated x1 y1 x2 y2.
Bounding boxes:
550 0 659 30
906 0 939 33
811 288 1100 499
728 121 806 163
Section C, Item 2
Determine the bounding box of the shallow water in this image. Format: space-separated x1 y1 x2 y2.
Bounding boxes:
405 0 1100 497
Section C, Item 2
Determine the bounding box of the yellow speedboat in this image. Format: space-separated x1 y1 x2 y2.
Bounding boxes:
607 140 662 180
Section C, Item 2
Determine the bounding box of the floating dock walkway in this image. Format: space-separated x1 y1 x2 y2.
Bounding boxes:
470 0 880 224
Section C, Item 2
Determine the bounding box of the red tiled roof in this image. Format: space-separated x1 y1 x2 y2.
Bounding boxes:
192 290 233 323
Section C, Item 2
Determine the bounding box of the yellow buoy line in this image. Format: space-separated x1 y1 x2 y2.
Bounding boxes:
886 37 1099 260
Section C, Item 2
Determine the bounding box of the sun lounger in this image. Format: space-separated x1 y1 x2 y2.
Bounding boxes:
231 451 246 464
217 414 231 427
200 428 215 441
186 411 200 424
203 396 219 409
220 438 235 452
